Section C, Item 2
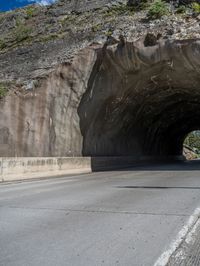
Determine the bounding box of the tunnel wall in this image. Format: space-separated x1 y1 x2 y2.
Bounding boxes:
79 39 200 158
0 39 200 159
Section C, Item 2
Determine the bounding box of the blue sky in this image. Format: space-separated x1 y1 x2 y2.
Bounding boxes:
0 0 56 11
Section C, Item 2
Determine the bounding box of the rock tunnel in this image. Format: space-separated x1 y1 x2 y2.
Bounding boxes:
78 39 200 160
0 38 200 160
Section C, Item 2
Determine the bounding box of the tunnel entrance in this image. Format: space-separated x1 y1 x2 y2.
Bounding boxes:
78 39 200 161
183 131 200 160
1 39 200 160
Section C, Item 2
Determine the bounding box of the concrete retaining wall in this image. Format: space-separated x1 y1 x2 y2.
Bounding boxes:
91 156 139 171
0 157 141 182
0 156 182 182
0 156 142 182
0 157 92 182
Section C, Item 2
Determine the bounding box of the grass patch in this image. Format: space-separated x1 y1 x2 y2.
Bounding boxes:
192 2 200 13
105 29 113 37
176 5 187 14
25 6 38 18
103 4 135 18
14 19 32 43
147 0 169 20
91 23 102 32
0 39 7 50
0 83 8 98
60 14 78 26
39 33 59 42
0 15 5 25
15 25 32 42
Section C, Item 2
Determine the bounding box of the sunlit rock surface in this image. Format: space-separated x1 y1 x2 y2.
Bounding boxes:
0 38 200 158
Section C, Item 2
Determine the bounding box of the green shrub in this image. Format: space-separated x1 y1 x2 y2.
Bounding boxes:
0 83 8 98
40 33 59 43
15 24 32 42
105 29 113 37
25 6 37 18
147 0 169 20
176 5 187 14
13 18 32 43
127 0 149 10
103 4 134 17
192 2 200 13
91 24 102 32
0 39 6 50
0 15 4 25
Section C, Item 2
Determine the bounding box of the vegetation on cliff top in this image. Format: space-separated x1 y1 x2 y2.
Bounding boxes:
147 0 170 19
0 83 8 98
0 0 199 52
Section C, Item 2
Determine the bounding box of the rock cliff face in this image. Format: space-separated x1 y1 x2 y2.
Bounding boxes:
0 0 200 158
0 38 200 158
0 0 199 83
0 48 95 156
183 145 198 160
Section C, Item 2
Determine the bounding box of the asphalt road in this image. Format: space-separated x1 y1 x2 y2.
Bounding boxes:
1 161 200 266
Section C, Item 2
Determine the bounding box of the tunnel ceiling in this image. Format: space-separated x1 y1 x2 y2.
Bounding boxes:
78 38 200 158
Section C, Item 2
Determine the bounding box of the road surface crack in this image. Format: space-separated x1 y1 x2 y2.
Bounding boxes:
0 205 190 217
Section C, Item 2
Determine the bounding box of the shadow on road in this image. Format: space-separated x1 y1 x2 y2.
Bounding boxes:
117 186 200 190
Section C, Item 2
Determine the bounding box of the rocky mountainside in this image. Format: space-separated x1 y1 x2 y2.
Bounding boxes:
0 0 199 157
0 0 199 85
183 145 199 160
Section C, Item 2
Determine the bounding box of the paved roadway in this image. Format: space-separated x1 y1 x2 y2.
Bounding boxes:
1 161 200 266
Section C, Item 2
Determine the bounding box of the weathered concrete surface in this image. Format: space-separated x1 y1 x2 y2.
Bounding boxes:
0 157 91 182
168 218 200 265
1 161 200 266
0 156 144 182
0 39 200 159
168 218 200 266
0 48 95 157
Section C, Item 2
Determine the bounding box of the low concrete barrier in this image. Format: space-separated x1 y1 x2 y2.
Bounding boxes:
0 156 184 182
0 157 92 182
91 156 139 171
0 156 142 182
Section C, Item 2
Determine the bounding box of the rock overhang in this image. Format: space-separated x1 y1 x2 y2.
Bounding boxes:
78 38 200 158
0 37 200 160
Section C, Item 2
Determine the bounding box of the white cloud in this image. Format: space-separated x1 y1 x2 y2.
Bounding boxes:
24 0 57 6
35 0 57 5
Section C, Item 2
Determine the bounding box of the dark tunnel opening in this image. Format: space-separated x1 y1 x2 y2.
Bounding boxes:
78 40 200 162
79 85 200 160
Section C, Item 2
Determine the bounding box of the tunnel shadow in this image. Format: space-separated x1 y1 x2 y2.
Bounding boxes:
77 40 200 170
91 157 200 172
